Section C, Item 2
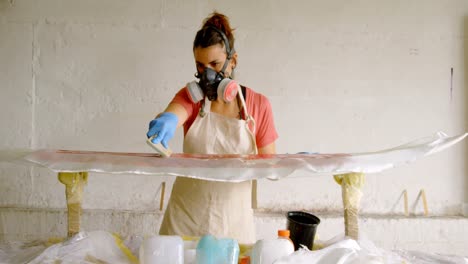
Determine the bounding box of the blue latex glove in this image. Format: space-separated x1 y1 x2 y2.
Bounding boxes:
146 112 178 148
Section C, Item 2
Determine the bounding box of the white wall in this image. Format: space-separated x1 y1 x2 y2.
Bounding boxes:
1 0 467 255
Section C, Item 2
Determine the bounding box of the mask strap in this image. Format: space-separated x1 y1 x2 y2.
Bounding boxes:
204 26 234 78
219 57 231 77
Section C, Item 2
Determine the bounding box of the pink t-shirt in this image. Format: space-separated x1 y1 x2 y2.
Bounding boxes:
170 86 278 148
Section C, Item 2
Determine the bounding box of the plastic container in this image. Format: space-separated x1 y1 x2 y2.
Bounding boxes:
286 211 320 250
251 230 294 264
239 256 251 264
196 235 239 264
139 235 184 264
184 239 198 264
277 230 293 243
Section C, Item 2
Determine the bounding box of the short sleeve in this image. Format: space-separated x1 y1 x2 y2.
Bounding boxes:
245 90 278 148
170 88 200 135
171 88 195 116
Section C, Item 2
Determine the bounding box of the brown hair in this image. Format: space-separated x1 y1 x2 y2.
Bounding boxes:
193 12 235 54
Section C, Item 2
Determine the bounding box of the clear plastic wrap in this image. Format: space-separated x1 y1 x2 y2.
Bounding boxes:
2 132 462 182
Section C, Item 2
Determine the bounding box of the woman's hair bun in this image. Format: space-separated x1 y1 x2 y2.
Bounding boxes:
193 11 235 51
202 11 234 40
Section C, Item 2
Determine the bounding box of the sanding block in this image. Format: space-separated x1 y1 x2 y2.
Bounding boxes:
146 136 173 157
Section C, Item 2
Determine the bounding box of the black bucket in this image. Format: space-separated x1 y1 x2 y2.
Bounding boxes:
286 211 320 250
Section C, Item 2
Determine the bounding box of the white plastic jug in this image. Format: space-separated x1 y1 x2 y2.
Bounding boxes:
139 235 184 264
251 230 294 264
184 239 198 264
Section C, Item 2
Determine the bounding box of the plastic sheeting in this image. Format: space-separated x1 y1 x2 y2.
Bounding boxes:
0 231 134 264
1 132 467 182
1 231 467 264
275 237 468 264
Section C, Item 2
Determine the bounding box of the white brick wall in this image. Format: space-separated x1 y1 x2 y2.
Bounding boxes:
0 0 467 255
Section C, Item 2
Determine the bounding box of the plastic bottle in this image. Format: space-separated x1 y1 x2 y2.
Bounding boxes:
277 230 293 244
139 235 184 264
239 256 251 264
196 235 239 264
251 230 294 264
184 239 198 264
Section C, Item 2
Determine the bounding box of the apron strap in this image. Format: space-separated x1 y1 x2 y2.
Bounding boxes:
237 85 258 154
199 97 211 117
237 85 256 135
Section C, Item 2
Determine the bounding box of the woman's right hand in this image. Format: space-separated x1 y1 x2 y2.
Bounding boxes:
146 112 179 148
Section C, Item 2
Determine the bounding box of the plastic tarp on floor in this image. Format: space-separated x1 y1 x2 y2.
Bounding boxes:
1 231 467 264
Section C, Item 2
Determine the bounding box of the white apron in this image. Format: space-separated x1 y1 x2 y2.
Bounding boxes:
159 86 257 244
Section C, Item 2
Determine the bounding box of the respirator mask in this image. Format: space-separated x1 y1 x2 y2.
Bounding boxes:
186 27 239 103
186 65 239 103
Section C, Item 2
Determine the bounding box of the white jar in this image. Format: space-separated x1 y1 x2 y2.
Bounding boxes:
251 236 294 264
184 240 198 264
139 235 184 264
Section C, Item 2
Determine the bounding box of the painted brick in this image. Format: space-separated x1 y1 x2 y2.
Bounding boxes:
2 209 467 255
0 0 466 256
83 174 175 211
0 164 33 206
0 0 163 25
33 23 193 151
0 22 32 149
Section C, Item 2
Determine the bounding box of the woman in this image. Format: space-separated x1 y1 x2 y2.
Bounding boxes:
146 12 278 244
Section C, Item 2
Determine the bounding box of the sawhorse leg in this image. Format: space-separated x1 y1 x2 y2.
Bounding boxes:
334 172 365 240
58 172 88 237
